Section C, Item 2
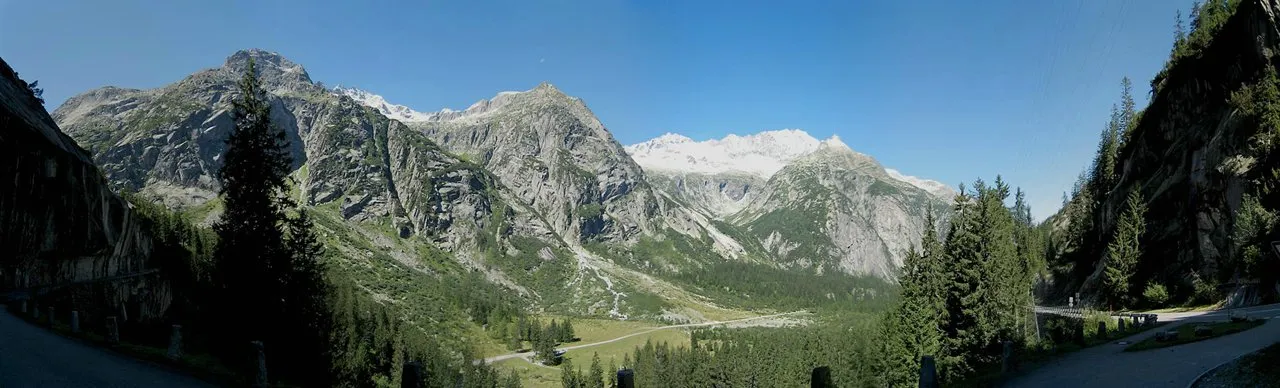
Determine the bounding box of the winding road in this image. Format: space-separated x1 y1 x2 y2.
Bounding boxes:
482 311 807 364
1005 303 1280 387
0 307 213 387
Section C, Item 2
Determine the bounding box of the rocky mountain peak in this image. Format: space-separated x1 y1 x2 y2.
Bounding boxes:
817 135 851 150
533 81 562 93
223 49 312 87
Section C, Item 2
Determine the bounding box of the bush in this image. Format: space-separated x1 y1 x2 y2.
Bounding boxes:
1190 273 1220 305
1143 282 1170 306
1044 316 1082 345
1083 310 1115 339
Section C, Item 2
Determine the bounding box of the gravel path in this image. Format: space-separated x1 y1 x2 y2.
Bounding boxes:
0 308 214 388
1004 303 1280 387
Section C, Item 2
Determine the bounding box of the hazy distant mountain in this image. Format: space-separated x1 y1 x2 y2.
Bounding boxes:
627 130 953 278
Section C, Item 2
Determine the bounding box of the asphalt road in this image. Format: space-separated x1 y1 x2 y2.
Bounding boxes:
1005 303 1280 387
482 310 806 364
0 307 213 388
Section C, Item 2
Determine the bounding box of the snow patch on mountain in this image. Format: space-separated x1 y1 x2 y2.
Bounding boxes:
624 129 826 179
885 168 956 199
333 86 439 122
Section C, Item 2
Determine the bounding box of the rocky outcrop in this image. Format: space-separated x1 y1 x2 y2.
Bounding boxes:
0 56 169 320
55 50 393 218
645 171 765 217
53 50 608 310
1074 0 1280 296
728 139 950 278
407 84 661 243
405 84 749 262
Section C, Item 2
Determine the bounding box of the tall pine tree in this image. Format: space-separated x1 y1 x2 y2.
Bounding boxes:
880 211 946 387
211 58 331 383
213 57 295 348
1103 190 1148 307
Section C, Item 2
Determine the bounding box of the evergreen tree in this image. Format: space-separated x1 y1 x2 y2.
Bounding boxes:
977 177 1026 344
507 323 524 350
1091 106 1121 199
561 359 580 388
209 58 339 384
589 353 604 388
940 183 985 378
1067 171 1095 251
548 319 561 343
1103 190 1148 307
1119 77 1137 145
26 79 43 104
281 209 331 383
880 211 946 387
562 318 576 342
535 322 559 365
1190 1 1203 32
607 360 618 388
503 371 523 388
211 57 298 365
1175 10 1187 50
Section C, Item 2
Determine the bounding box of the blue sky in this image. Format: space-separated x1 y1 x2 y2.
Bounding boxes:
2 0 1187 221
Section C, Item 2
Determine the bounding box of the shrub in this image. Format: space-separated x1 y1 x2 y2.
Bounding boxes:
1083 310 1115 339
1143 282 1170 307
1190 273 1219 305
1044 316 1081 345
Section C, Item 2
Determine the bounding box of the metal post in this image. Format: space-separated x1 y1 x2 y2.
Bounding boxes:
811 366 832 388
167 325 183 360
1001 340 1015 373
252 341 268 388
1097 321 1107 339
617 368 635 388
919 355 939 388
106 316 120 345
46 306 55 326
401 361 423 388
71 311 80 333
20 300 26 314
32 303 39 319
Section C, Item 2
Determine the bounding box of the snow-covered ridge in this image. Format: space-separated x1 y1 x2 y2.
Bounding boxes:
334 85 542 123
624 129 826 179
333 86 440 123
626 129 955 199
885 168 956 199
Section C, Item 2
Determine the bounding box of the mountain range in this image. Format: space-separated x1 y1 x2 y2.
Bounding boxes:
52 49 954 318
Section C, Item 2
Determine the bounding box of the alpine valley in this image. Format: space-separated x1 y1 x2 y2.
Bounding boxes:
49 48 955 376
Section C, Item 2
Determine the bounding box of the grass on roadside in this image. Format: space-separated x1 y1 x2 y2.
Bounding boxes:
1193 341 1280 388
1143 302 1223 314
1125 319 1266 352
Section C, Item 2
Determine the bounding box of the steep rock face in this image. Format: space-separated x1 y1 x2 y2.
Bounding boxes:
407 84 661 243
52 51 627 313
644 171 765 217
400 84 748 264
385 126 560 250
1076 0 1280 295
55 50 392 219
0 57 168 319
729 140 950 278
